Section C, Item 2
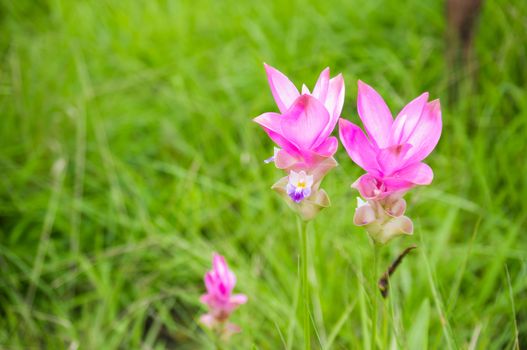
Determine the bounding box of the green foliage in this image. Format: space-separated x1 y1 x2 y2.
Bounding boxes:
0 0 526 348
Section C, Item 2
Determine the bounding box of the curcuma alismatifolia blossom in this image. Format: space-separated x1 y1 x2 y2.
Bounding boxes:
339 81 442 244
254 64 345 220
200 253 247 339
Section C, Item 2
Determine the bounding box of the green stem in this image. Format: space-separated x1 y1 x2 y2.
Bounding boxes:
371 242 380 350
297 217 310 350
382 296 389 347
214 330 223 350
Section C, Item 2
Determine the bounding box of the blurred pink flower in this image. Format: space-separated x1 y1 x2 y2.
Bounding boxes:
339 80 442 199
254 64 344 169
200 253 247 338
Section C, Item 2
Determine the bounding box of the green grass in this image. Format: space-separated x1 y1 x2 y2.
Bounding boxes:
1 0 526 349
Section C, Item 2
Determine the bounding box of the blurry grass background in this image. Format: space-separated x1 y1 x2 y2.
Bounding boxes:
1 0 526 349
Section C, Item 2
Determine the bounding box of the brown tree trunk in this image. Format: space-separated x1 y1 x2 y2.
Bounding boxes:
446 0 483 102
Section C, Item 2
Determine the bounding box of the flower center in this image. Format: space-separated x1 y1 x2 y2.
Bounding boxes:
286 170 314 203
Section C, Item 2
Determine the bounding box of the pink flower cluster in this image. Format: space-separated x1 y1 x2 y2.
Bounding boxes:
255 65 442 243
198 66 443 340
200 253 247 339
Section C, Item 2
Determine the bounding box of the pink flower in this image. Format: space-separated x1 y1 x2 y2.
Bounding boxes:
339 80 442 199
253 64 344 219
254 64 344 169
200 253 247 338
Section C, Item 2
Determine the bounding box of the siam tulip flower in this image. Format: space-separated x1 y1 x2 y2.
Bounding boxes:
200 253 247 339
339 81 442 243
254 64 345 219
255 64 344 169
339 80 442 200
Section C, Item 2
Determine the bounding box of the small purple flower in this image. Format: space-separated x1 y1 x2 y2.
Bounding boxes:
286 170 314 203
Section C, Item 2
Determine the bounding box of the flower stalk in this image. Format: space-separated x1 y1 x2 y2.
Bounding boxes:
371 242 380 350
297 217 311 350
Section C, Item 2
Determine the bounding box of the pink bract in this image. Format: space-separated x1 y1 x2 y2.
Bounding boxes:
339 80 442 198
254 64 345 168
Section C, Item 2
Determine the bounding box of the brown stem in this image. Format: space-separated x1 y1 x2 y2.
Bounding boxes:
378 245 417 298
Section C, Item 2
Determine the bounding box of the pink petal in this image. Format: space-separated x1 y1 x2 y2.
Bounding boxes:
281 95 330 150
354 204 376 226
375 216 413 244
384 163 434 193
382 179 415 194
324 74 345 125
230 293 248 305
200 294 212 306
384 197 406 217
403 99 442 163
204 272 215 292
264 63 300 113
264 129 301 157
313 136 338 157
339 119 380 173
200 314 217 329
253 112 282 134
213 254 227 277
312 67 330 102
384 216 413 236
305 156 338 183
357 80 393 148
390 92 429 145
275 149 300 169
253 113 300 156
351 174 386 199
227 271 236 291
389 162 434 185
213 254 236 290
376 143 412 176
